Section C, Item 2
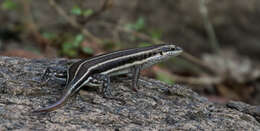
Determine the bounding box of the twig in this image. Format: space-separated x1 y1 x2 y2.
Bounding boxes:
199 0 220 53
48 0 103 45
199 0 231 76
119 26 161 44
155 67 221 86
48 0 218 83
180 52 217 75
79 0 114 24
118 26 217 76
21 0 51 55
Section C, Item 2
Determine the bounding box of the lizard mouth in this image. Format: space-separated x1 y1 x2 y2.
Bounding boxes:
175 46 182 51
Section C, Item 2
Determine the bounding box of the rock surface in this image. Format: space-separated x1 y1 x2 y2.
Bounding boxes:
0 56 260 130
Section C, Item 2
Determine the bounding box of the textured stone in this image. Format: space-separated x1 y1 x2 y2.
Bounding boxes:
0 56 259 130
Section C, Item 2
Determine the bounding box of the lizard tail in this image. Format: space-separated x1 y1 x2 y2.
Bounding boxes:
32 87 72 113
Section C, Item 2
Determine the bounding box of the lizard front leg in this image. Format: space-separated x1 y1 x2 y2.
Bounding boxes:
131 65 141 92
41 66 67 86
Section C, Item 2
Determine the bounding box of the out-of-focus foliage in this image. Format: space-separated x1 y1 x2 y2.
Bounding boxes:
82 45 94 54
1 0 17 10
71 6 82 15
1 0 259 105
156 71 174 85
138 42 153 47
149 29 162 41
125 17 146 32
124 17 162 42
62 34 93 57
71 5 93 16
42 32 57 40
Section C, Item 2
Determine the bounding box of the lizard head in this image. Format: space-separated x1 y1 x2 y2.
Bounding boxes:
159 44 183 57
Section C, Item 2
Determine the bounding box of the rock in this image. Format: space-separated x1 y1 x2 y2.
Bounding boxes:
227 101 260 122
0 56 259 130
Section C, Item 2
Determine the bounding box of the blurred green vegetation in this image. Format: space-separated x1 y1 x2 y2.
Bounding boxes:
1 0 17 10
0 0 177 84
125 17 146 32
156 71 175 85
61 34 93 57
71 5 93 16
0 0 260 105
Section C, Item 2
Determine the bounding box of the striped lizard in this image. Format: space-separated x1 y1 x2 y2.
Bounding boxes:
34 44 183 112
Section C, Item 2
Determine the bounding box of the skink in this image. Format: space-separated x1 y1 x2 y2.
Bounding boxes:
34 44 183 112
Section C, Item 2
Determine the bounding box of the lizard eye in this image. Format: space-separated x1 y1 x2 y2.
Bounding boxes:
171 47 175 50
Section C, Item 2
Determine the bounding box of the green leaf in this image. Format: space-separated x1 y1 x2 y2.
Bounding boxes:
71 6 82 15
82 46 94 54
42 32 57 40
66 50 77 57
1 0 17 10
156 71 174 85
61 34 85 57
62 42 74 51
75 34 84 42
73 34 84 47
149 29 162 40
124 24 133 31
124 17 146 31
83 9 93 16
62 42 78 57
135 17 145 31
